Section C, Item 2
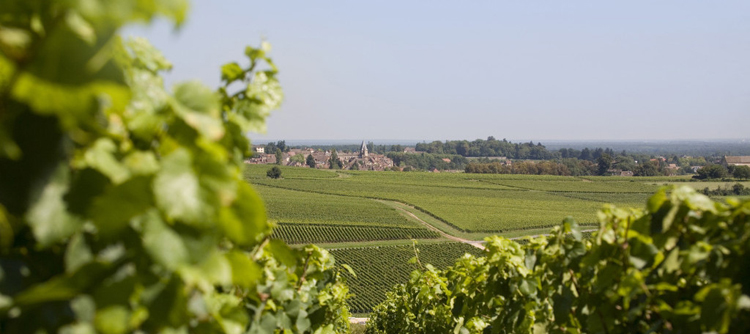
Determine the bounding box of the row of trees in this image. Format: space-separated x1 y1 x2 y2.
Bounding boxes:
416 137 556 160
700 183 750 196
415 138 735 175
264 140 289 153
386 153 468 171
465 160 586 176
694 164 750 180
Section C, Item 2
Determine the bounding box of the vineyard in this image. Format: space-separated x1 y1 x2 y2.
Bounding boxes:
272 224 440 244
365 188 750 334
255 184 419 228
245 165 672 233
329 243 484 314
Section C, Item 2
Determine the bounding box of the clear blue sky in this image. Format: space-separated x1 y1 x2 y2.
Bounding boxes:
125 1 750 142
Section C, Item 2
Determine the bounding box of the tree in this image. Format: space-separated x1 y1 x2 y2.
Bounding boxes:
267 166 282 179
289 154 304 164
634 161 660 176
275 148 283 165
276 140 288 152
265 141 278 153
733 165 750 179
306 153 316 168
695 164 728 179
328 149 343 169
0 2 350 333
732 183 746 195
597 153 613 175
580 147 592 160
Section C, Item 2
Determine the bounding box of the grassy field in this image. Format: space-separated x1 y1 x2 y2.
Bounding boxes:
245 165 664 233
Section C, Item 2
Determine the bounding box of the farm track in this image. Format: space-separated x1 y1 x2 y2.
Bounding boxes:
384 201 485 249
383 198 597 250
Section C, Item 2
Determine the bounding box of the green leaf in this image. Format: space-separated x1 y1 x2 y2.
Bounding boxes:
268 239 298 268
72 0 188 28
65 233 94 274
12 73 130 127
170 81 224 141
246 71 283 112
518 277 536 297
226 251 261 288
89 176 153 236
341 264 357 278
217 182 268 246
26 164 82 248
153 148 206 225
143 278 189 329
647 188 668 213
13 261 114 307
697 284 732 333
294 310 310 333
83 138 130 184
124 37 173 72
71 295 96 322
0 26 31 58
59 323 97 334
94 306 130 334
123 150 160 175
141 210 189 271
66 12 96 45
245 46 265 61
221 62 244 83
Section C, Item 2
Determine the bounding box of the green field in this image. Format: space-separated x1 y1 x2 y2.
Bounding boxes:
245 165 663 233
330 242 484 314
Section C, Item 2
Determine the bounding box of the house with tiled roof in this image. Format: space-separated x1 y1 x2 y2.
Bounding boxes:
722 156 750 167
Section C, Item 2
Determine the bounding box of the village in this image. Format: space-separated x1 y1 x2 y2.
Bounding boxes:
245 141 397 171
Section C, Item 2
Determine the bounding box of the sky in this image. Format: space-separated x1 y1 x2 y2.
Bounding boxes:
124 1 750 143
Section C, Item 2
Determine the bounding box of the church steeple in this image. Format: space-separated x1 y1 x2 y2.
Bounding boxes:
359 140 369 158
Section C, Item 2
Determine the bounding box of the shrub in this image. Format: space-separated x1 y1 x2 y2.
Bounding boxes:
267 166 283 178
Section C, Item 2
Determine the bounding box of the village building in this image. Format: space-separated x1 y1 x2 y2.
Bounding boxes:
359 141 369 157
722 156 750 167
333 141 393 171
245 141 394 171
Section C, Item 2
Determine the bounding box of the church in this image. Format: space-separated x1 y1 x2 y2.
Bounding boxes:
334 140 393 171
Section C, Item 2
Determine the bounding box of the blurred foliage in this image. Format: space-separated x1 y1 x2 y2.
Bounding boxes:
0 1 350 333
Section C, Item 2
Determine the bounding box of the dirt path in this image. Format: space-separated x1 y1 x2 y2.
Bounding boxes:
390 204 486 250
384 199 597 250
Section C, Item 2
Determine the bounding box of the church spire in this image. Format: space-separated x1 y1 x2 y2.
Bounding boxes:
360 140 369 158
